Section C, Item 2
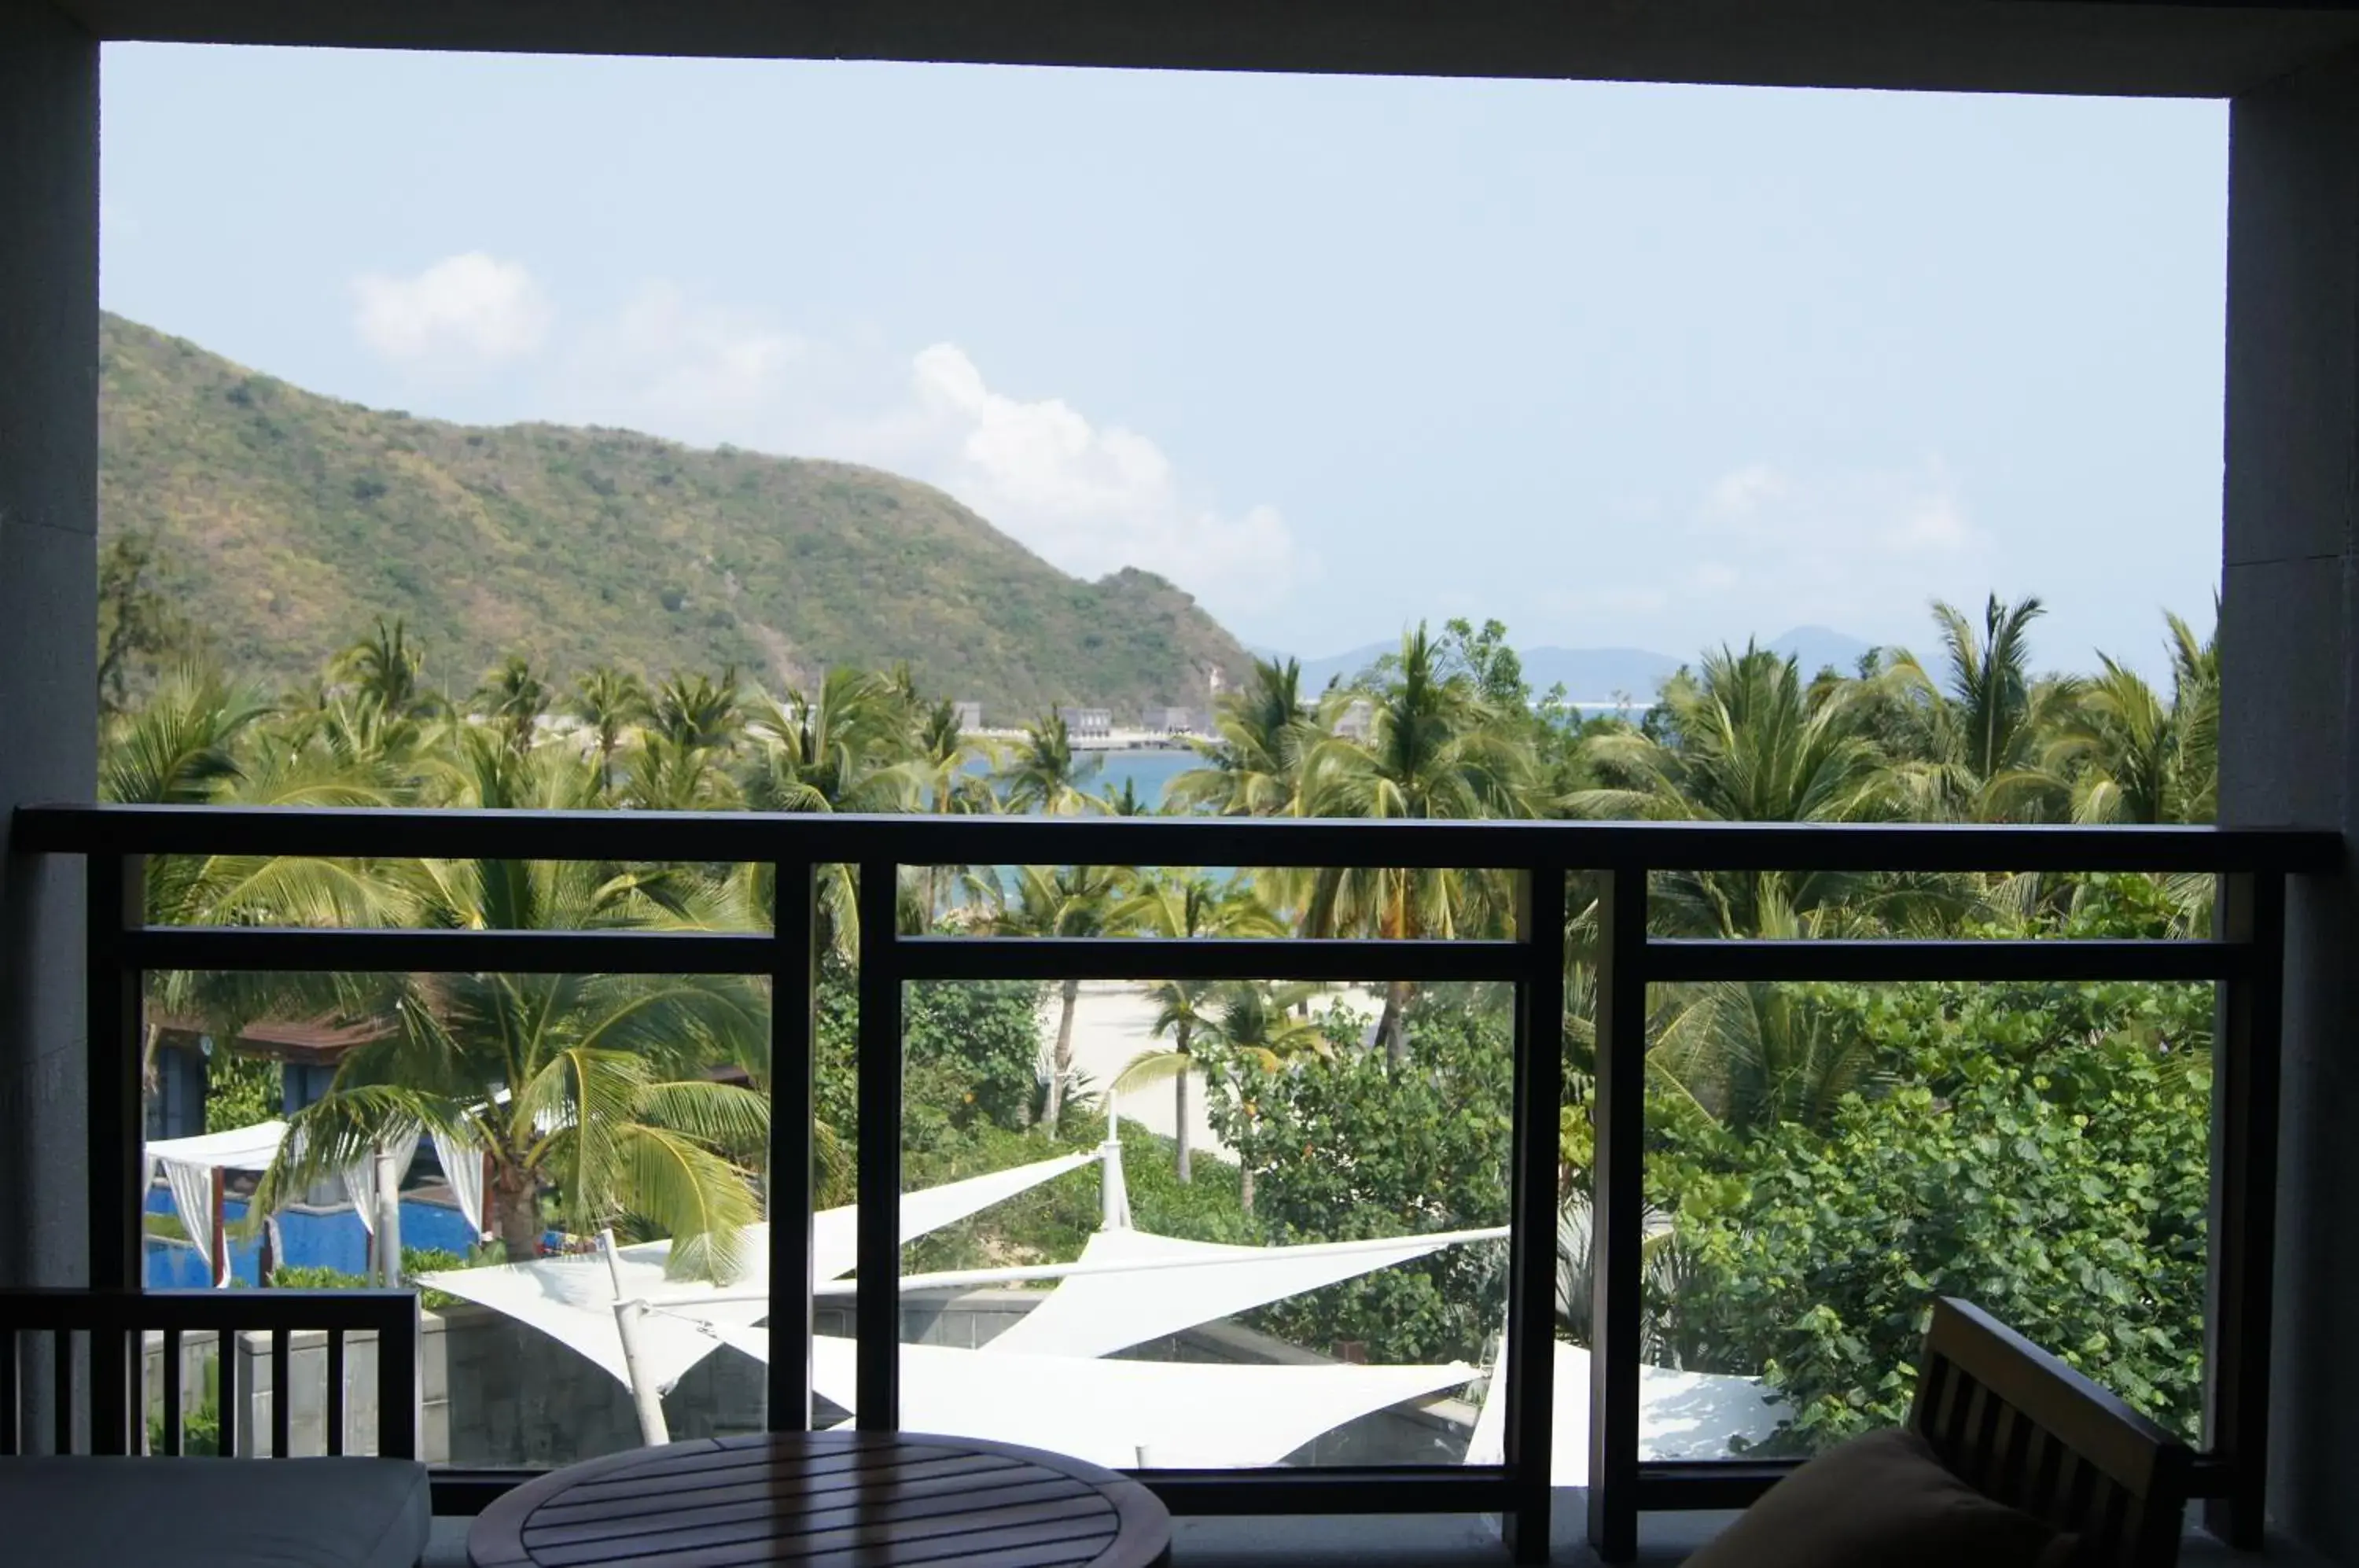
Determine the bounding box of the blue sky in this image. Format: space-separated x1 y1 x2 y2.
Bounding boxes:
100 46 2229 673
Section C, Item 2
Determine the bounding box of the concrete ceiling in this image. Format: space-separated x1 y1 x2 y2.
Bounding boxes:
46 0 2359 99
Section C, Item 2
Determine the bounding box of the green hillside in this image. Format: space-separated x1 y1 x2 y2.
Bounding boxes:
98 314 1249 717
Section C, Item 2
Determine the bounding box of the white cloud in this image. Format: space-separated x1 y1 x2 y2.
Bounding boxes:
540 289 1308 620
873 343 1311 610
352 253 554 371
1557 457 1986 643
1705 463 1789 521
560 282 808 434
373 269 1308 621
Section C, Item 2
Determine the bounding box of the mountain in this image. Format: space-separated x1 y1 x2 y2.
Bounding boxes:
1766 624 1878 678
98 314 1248 719
1273 624 1879 706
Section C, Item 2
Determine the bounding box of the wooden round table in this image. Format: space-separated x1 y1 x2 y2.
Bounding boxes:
469 1430 1173 1568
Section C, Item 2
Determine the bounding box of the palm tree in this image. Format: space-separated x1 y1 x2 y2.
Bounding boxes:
1571 644 1900 936
473 653 553 756
1000 713 1101 816
1169 657 1319 819
1198 981 1330 1214
2042 616 2217 828
989 863 1129 1136
104 664 418 1098
1883 595 2074 821
742 669 924 954
1301 627 1537 1062
652 668 745 755
1110 874 1283 1180
620 731 743 812
333 618 439 720
254 732 771 1272
571 666 650 796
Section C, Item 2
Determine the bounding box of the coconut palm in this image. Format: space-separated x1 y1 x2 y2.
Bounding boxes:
1197 981 1331 1214
253 731 771 1274
1299 627 1537 1062
999 712 1102 817
620 730 743 812
333 618 440 720
1882 595 2077 821
988 863 1130 1136
1109 874 1284 1180
741 669 925 953
1168 657 1319 819
1572 645 1901 936
652 668 745 755
571 666 651 797
105 664 421 1096
473 653 553 756
2036 609 2218 830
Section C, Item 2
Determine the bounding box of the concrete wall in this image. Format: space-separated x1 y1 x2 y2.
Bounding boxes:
0 2 98 1296
2223 46 2359 1562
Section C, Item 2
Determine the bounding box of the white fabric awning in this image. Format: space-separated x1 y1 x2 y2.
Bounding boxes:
981 1226 1497 1360
806 1152 1097 1282
146 1119 289 1177
146 1121 292 1284
1463 1339 1788 1484
707 1327 1476 1470
418 1152 1099 1390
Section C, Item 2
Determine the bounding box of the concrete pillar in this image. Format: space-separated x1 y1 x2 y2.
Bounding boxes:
2222 46 2359 1560
0 2 100 1290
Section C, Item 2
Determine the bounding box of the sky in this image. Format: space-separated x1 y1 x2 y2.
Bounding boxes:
99 46 2231 674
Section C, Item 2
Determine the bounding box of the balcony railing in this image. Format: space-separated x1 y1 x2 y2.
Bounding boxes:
10 804 2337 1561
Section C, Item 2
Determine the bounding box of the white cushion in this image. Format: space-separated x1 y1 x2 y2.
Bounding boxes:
0 1456 429 1568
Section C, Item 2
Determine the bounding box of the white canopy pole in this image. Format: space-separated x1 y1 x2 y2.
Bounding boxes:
374 1145 404 1285
1099 1131 1131 1231
602 1229 672 1446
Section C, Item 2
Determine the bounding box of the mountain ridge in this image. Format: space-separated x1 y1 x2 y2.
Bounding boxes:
98 313 1248 717
1264 625 1877 704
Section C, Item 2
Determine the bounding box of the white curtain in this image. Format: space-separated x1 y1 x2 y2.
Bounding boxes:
429 1127 488 1239
158 1158 222 1282
347 1132 419 1235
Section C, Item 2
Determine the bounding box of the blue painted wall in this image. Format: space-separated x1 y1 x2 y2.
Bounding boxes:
143 1186 480 1286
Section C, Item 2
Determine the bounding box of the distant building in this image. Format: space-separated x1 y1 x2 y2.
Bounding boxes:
1334 698 1377 742
1147 705 1202 734
1057 706 1113 739
951 700 984 734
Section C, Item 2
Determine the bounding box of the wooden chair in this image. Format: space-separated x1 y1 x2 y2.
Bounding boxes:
1911 1297 2194 1568
0 1286 418 1457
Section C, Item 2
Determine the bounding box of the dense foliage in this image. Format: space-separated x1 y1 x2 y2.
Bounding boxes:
108 568 2228 1447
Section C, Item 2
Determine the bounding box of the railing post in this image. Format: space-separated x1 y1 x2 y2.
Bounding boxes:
1588 864 1647 1562
855 860 903 1430
1506 863 1568 1562
86 852 144 1455
2206 869 2283 1548
768 861 820 1434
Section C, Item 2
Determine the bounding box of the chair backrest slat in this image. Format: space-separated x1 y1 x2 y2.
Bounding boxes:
270 1328 291 1457
159 1327 182 1456
1910 1298 2192 1568
50 1329 72 1455
0 1290 418 1464
325 1330 346 1458
0 1329 17 1457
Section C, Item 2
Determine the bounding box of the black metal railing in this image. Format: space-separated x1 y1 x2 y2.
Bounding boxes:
11 803 2336 1561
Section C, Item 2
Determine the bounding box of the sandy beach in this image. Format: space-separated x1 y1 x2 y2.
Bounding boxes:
1050 981 1378 1163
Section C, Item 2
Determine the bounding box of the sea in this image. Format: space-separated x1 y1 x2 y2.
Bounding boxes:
960 748 1198 813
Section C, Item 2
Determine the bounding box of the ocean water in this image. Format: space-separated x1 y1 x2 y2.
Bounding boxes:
960 748 1198 812
1085 749 1197 810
